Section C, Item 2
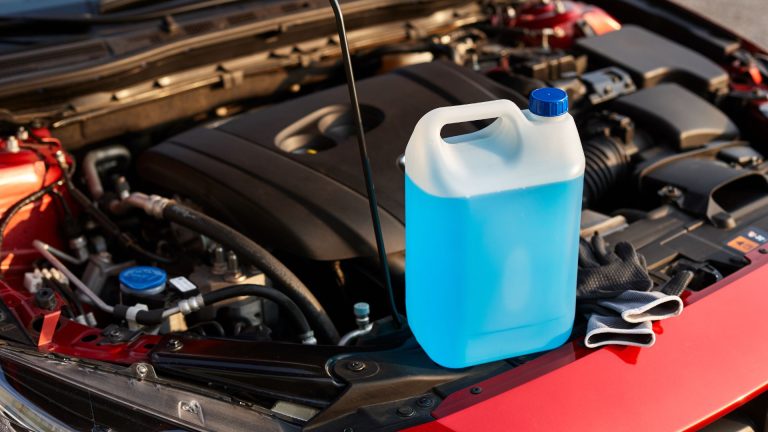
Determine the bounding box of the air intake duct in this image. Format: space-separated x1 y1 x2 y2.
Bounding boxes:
581 112 635 205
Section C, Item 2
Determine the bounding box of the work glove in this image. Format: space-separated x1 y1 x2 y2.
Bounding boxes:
585 315 655 348
577 234 694 348
577 234 653 300
591 271 693 323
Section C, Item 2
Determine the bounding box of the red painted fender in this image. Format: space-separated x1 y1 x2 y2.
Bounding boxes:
408 249 768 431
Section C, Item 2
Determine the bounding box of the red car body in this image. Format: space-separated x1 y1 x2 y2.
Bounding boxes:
409 247 768 431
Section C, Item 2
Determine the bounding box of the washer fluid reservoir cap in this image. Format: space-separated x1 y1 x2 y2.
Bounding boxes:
529 87 568 117
119 266 167 296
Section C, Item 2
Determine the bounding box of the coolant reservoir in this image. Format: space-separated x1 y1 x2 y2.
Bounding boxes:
405 88 585 368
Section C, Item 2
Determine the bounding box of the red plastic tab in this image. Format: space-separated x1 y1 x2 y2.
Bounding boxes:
37 310 61 347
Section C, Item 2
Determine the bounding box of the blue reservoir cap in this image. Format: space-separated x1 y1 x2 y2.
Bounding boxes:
119 266 167 293
529 87 568 117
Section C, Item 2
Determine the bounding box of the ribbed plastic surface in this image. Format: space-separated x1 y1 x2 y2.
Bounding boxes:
119 266 167 295
529 87 568 117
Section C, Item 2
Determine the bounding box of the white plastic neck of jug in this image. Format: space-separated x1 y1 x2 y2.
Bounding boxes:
525 111 569 123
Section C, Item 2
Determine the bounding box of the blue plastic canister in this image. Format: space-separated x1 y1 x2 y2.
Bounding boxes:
405 88 585 368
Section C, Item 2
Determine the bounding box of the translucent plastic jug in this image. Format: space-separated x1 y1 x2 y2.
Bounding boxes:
405 89 585 368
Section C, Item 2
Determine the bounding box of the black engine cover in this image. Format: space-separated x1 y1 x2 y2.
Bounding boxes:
139 61 524 260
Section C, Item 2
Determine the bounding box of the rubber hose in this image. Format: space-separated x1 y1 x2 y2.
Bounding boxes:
161 203 340 343
203 284 312 337
127 285 313 340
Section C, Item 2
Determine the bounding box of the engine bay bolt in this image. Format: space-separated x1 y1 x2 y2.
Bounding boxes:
416 397 434 408
35 287 57 310
470 386 483 395
225 250 245 282
108 328 122 338
396 406 416 418
346 360 366 372
211 245 227 275
659 185 682 201
167 338 183 351
135 363 149 379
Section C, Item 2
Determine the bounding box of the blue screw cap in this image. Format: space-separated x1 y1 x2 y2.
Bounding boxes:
529 87 568 117
119 266 167 294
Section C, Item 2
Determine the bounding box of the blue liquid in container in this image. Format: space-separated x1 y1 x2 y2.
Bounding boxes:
406 175 583 368
404 93 584 368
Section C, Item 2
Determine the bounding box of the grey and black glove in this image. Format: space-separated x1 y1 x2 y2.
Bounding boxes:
595 271 693 323
577 234 693 348
585 315 655 348
577 234 652 300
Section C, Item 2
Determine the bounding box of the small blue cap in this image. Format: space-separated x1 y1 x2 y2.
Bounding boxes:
529 87 568 117
353 302 370 318
119 266 167 292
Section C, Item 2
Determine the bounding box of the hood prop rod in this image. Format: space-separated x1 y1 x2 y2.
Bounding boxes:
328 0 402 328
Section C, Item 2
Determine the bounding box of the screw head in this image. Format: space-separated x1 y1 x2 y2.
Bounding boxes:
108 328 122 338
346 360 366 372
470 386 483 395
396 406 415 417
167 338 183 351
416 397 434 408
135 363 148 378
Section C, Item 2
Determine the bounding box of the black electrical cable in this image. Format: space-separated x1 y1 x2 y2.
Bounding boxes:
161 203 339 343
329 0 402 329
0 179 65 278
50 189 74 220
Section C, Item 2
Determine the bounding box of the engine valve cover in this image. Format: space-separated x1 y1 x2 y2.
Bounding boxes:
139 61 524 261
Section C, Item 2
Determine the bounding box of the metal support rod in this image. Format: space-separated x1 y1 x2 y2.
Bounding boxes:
328 0 402 328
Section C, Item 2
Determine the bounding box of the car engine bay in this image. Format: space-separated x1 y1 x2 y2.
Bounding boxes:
1 0 768 429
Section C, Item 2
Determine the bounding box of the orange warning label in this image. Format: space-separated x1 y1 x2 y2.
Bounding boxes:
727 236 760 254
